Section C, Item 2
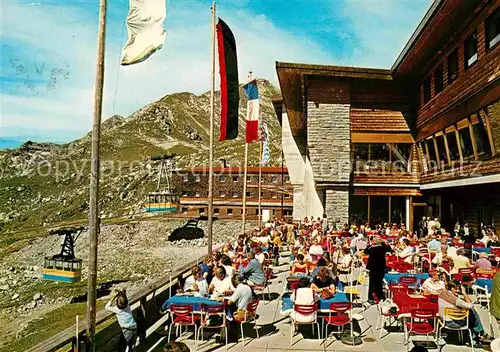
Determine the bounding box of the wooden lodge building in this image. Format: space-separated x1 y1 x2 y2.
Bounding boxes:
273 0 500 233
171 163 293 220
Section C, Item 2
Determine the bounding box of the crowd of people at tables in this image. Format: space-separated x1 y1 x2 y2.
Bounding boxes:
106 215 500 350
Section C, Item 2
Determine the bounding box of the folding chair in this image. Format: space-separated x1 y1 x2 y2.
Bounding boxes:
290 303 321 346
404 309 438 351
234 299 260 347
438 307 474 352
323 302 353 347
196 303 228 349
167 304 200 344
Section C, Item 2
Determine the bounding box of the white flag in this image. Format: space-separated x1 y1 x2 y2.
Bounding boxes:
121 0 166 66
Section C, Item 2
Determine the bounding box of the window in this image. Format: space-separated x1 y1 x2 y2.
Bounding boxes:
219 191 225 198
285 193 291 199
195 175 201 182
486 8 500 50
227 208 233 216
272 193 277 199
434 65 444 94
458 120 474 159
392 143 411 172
435 133 448 165
182 207 188 214
423 76 431 103
182 191 188 197
260 192 264 197
271 176 277 183
425 138 438 169
464 31 478 69
219 175 225 182
284 176 290 183
246 191 251 197
195 191 200 197
232 192 238 198
183 175 188 182
214 208 219 215
445 129 460 161
353 143 390 171
471 114 491 157
448 49 459 84
247 176 252 182
233 176 239 182
199 208 206 215
255 209 260 215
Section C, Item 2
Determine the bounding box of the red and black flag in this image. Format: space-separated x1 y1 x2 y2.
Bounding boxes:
217 18 239 141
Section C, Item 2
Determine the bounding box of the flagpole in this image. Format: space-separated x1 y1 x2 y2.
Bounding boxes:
86 0 106 349
207 0 216 255
241 71 252 235
258 141 262 225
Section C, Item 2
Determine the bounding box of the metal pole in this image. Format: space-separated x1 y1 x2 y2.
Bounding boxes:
242 143 249 234
86 0 106 348
241 72 252 235
258 141 262 225
207 0 216 255
281 149 284 217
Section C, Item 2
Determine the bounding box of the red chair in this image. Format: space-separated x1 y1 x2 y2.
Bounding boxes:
234 299 260 347
404 309 438 351
167 304 200 343
323 302 353 347
197 303 228 349
290 304 320 346
253 268 272 303
453 268 475 286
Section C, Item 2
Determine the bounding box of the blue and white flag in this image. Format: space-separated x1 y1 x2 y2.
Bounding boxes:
243 79 259 143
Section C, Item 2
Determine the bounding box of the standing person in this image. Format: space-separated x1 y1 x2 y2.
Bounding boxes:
454 219 461 238
105 289 137 352
322 214 328 234
490 271 500 325
365 239 393 301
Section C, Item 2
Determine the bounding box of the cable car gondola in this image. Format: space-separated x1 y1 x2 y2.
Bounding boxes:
43 227 83 283
145 153 179 213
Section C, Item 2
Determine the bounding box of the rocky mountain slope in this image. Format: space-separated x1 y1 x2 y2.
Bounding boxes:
0 79 281 235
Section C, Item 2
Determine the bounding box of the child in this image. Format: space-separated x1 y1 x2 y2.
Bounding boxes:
105 289 137 352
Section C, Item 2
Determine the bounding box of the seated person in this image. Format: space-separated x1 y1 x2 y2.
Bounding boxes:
309 239 324 258
311 257 336 279
428 236 441 252
289 249 298 263
254 247 266 264
301 247 313 263
487 234 500 248
219 274 254 321
291 253 309 275
311 267 337 298
398 238 414 264
438 280 489 347
182 265 208 297
219 254 234 277
239 252 265 287
335 247 352 272
450 249 471 274
432 246 449 266
291 277 318 323
209 266 234 298
422 270 445 295
222 242 235 258
473 252 492 270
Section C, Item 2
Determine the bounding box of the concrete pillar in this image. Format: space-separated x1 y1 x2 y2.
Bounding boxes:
325 188 349 228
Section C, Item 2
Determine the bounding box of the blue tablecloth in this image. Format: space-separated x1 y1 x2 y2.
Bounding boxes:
475 279 492 292
473 247 491 253
162 295 223 312
384 273 429 285
281 292 348 314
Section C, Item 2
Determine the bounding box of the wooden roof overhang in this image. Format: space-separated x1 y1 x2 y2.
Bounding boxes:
391 0 487 79
275 62 415 140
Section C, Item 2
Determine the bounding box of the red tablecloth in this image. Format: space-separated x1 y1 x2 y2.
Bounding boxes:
393 293 438 315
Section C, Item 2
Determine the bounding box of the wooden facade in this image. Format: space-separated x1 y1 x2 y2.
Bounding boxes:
275 0 500 231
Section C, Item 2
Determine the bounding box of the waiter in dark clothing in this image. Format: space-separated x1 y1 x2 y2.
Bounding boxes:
365 238 393 301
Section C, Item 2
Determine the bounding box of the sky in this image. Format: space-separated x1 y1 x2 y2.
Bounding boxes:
1 0 432 148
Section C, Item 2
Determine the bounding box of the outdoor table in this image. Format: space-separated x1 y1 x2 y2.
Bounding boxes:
162 294 224 312
392 293 438 317
280 291 349 314
384 272 429 285
475 278 492 292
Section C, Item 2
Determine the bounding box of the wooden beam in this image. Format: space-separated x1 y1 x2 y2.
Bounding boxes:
442 129 452 166
468 116 479 161
432 137 440 169
480 108 496 156
367 195 371 224
454 127 464 162
351 132 414 143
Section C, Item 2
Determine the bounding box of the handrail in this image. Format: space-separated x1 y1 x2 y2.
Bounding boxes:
27 252 210 352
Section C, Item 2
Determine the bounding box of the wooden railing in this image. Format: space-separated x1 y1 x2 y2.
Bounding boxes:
27 253 210 352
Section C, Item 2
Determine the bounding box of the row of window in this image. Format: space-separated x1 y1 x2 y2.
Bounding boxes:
420 114 491 171
422 7 500 104
182 207 292 216
181 175 289 183
352 143 413 172
181 190 291 199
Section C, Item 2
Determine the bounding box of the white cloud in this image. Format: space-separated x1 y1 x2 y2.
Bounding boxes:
1 1 333 142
